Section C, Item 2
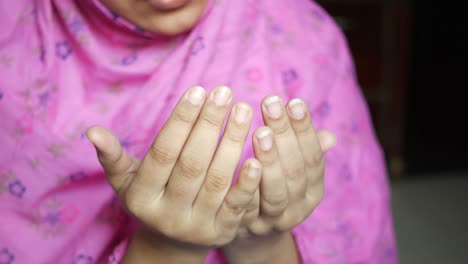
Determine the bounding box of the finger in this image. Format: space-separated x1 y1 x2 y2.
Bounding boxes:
165 86 233 205
252 127 288 217
316 130 337 152
130 86 206 200
242 188 260 226
286 99 325 191
261 96 307 199
86 125 137 195
234 188 260 241
215 159 261 240
247 217 273 237
194 102 253 215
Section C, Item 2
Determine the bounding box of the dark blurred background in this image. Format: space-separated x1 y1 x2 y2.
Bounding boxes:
316 0 468 263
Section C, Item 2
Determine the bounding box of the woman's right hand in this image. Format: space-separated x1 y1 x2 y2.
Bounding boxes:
86 86 261 251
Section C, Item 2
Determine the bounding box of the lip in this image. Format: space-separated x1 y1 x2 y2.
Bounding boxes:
147 0 190 11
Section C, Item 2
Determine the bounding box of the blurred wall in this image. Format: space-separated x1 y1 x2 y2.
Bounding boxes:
405 0 468 174
316 0 468 176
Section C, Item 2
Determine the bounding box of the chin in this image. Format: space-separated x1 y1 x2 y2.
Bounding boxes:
102 0 209 35
145 9 205 35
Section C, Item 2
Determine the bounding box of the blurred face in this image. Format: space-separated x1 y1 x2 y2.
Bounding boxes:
101 0 209 35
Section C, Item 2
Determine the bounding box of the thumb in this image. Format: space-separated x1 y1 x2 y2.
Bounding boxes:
86 125 136 193
316 130 337 153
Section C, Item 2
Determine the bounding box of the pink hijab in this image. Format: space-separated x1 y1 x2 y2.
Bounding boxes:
0 0 397 263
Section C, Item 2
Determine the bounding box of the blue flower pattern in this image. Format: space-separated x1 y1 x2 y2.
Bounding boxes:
73 254 93 264
190 36 205 55
133 26 145 34
315 101 331 118
122 54 137 65
270 23 283 33
69 171 87 182
107 254 117 264
339 165 352 182
0 248 14 264
38 91 50 107
69 17 85 33
56 41 72 60
311 8 326 21
337 223 349 234
39 46 46 62
282 68 298 86
109 10 119 21
8 180 26 198
44 212 61 226
120 137 132 152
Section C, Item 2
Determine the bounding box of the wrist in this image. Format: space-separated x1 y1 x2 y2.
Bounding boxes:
122 226 210 264
223 231 299 264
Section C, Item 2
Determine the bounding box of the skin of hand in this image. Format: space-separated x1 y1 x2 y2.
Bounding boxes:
86 86 263 262
222 96 337 263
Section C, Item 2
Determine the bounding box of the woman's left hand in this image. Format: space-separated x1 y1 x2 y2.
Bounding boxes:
223 96 336 262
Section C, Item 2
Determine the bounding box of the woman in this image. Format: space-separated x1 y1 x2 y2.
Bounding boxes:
0 0 397 263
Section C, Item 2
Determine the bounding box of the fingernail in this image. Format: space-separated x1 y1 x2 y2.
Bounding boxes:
264 96 282 119
248 162 260 178
288 99 305 120
256 128 272 151
234 104 249 124
188 86 205 106
214 86 231 107
318 132 337 151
